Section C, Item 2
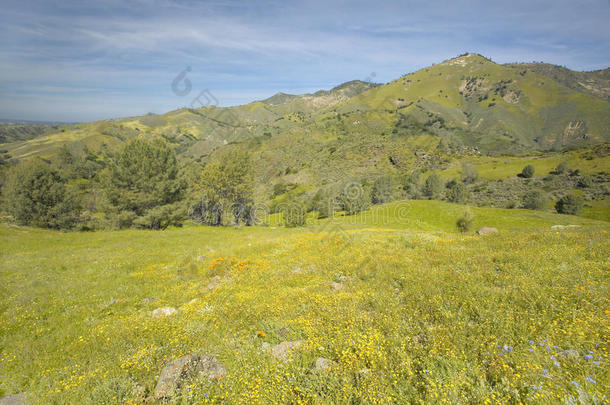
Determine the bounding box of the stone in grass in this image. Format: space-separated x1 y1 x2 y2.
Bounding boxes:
311 357 337 372
153 355 226 400
476 227 498 235
151 307 177 318
265 340 304 362
205 276 222 292
550 224 580 230
0 393 26 405
329 282 343 291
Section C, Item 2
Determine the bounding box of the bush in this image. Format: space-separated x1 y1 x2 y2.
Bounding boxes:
447 181 469 203
404 170 422 199
522 190 547 210
423 173 443 199
461 163 479 183
554 161 570 174
339 182 370 215
371 176 394 204
311 189 339 219
282 199 306 227
555 194 583 215
520 164 535 178
578 175 594 188
456 210 474 233
3 160 80 229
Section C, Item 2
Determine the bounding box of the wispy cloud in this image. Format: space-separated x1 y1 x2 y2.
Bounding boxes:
0 0 608 121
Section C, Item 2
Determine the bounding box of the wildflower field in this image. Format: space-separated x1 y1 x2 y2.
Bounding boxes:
1 201 608 403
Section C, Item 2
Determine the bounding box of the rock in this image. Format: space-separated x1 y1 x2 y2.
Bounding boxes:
268 340 304 362
551 225 580 230
311 357 336 372
205 276 221 292
141 297 157 304
153 355 226 400
187 298 199 305
0 393 25 405
110 298 126 305
329 282 343 291
151 307 177 318
476 227 498 235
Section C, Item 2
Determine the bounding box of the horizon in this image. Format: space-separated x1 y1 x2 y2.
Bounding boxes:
1 0 609 123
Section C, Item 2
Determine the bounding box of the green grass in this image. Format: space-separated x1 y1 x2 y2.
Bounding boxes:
1 202 608 403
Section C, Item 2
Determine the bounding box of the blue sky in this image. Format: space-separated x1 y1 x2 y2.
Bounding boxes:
1 0 609 122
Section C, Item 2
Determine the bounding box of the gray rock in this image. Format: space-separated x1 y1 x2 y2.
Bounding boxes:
268 340 304 362
476 227 498 235
551 224 580 230
141 297 157 304
0 393 25 405
151 307 177 318
311 357 336 372
205 276 221 292
153 355 226 400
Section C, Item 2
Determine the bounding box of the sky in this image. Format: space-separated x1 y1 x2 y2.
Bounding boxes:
1 0 609 122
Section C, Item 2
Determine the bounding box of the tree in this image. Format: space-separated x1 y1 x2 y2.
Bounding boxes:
104 138 185 228
461 163 479 183
555 194 583 215
423 173 443 199
194 150 254 226
3 160 79 229
339 181 369 215
522 190 547 210
578 175 594 188
371 176 394 204
447 181 469 203
520 164 535 178
282 198 306 227
404 170 422 199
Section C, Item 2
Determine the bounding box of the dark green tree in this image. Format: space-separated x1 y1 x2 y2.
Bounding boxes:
339 181 370 215
104 138 185 228
555 194 583 215
447 181 469 203
522 190 547 210
423 173 443 199
461 163 479 183
371 176 394 204
3 160 80 229
282 198 306 227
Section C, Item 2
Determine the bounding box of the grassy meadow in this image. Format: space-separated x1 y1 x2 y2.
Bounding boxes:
1 201 608 403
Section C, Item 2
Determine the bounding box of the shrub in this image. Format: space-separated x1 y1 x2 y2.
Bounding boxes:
456 210 474 233
578 175 594 188
3 160 80 229
447 181 469 203
371 176 394 204
555 194 583 215
520 164 535 178
423 173 443 199
461 163 479 183
522 190 547 210
554 161 570 174
282 199 306 227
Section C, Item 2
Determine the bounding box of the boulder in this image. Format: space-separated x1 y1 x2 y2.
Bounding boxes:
205 276 221 292
551 225 580 230
151 307 177 318
311 357 337 372
153 355 225 400
476 227 498 235
0 394 25 405
267 340 304 362
329 282 343 291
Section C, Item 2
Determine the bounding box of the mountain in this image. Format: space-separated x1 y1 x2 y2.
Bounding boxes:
1 54 608 190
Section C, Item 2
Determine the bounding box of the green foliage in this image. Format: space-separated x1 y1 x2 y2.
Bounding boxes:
195 149 254 226
104 138 185 228
456 210 474 232
371 176 394 204
520 164 535 178
423 173 443 199
461 163 479 183
578 175 594 188
403 170 422 199
3 160 80 229
132 202 187 230
282 198 306 227
522 189 547 210
554 161 570 174
339 182 370 215
447 181 469 203
555 194 584 215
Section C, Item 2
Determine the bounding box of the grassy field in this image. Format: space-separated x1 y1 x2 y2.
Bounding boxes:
1 201 609 403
